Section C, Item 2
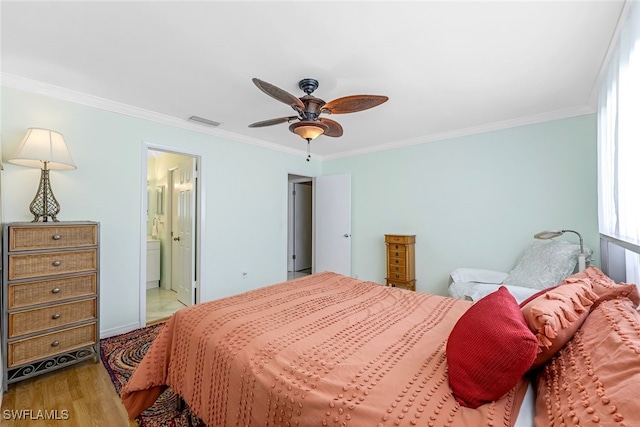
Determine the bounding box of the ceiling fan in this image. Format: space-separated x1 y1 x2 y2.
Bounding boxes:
249 78 388 160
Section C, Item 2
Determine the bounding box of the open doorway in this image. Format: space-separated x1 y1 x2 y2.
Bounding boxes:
288 174 313 280
143 148 201 325
286 173 353 280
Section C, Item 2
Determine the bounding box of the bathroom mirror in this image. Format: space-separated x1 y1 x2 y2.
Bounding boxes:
156 185 165 215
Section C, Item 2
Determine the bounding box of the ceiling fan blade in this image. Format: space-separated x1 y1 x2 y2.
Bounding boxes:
322 95 389 114
248 116 298 128
252 78 305 110
319 118 343 137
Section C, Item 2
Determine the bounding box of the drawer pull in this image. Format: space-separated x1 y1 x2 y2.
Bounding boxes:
52 260 61 267
51 340 60 347
395 274 400 278
395 267 399 271
53 234 61 240
52 287 61 294
52 313 61 320
395 259 399 264
395 252 399 256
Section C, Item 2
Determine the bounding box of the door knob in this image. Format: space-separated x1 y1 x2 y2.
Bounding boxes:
343 234 351 238
173 237 180 241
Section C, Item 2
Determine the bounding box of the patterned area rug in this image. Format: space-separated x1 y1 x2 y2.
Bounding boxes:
100 323 205 427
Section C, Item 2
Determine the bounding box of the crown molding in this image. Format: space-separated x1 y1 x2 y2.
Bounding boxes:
0 73 313 160
2 72 594 163
322 104 596 161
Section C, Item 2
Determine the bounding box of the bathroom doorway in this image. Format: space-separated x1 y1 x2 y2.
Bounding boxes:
143 147 201 325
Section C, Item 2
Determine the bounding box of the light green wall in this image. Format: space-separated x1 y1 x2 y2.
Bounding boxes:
1 86 322 334
322 114 598 295
0 86 598 333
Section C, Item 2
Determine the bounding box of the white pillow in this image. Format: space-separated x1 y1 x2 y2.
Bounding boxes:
448 281 477 300
449 268 508 284
502 240 581 290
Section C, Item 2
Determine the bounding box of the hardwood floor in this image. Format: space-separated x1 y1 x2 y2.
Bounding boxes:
2 312 171 426
1 360 137 427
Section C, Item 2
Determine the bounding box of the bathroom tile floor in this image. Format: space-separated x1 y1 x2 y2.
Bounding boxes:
146 287 187 324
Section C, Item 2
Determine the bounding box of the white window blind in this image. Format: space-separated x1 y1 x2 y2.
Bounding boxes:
597 1 640 283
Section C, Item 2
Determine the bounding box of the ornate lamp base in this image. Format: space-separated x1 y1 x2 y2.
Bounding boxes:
29 166 61 222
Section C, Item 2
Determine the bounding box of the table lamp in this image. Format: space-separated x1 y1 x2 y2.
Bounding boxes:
8 128 76 222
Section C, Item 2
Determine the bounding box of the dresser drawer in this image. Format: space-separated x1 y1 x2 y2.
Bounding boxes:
8 274 97 309
7 323 97 368
8 224 98 252
8 298 97 338
8 249 97 281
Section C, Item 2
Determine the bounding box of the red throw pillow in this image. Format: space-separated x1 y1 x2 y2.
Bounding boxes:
446 286 538 408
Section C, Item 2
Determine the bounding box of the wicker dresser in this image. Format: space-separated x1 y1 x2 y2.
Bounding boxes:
385 234 416 291
1 221 100 391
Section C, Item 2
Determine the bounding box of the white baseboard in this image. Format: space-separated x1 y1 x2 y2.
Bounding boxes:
100 322 142 339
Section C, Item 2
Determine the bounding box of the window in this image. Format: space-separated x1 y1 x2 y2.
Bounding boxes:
598 2 640 282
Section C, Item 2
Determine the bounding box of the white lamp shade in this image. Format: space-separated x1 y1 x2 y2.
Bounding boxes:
8 128 77 170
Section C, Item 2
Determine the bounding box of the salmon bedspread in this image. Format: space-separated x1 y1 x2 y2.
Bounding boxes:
122 272 528 426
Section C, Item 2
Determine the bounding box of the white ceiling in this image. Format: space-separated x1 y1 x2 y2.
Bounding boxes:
0 1 627 159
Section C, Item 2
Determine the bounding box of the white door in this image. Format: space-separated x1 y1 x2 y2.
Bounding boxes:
171 157 197 306
293 182 312 271
314 174 352 276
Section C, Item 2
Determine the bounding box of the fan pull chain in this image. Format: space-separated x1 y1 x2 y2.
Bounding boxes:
306 139 311 161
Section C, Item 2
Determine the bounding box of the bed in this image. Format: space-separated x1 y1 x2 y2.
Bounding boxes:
121 268 640 427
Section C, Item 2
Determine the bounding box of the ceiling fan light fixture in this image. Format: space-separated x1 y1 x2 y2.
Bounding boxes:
249 78 386 160
289 120 328 141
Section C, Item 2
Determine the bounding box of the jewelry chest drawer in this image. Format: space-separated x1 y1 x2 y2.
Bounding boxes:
388 265 407 277
387 246 406 258
385 235 413 244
